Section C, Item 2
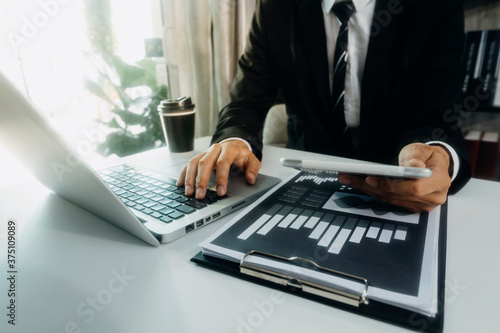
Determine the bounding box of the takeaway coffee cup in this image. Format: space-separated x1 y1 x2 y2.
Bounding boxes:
158 96 195 152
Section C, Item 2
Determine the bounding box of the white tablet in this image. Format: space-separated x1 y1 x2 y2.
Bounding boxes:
280 158 432 179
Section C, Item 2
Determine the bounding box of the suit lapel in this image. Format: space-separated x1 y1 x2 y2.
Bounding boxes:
296 0 331 113
361 0 407 123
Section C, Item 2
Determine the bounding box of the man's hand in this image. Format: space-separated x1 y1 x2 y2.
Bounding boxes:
176 140 261 199
337 143 452 213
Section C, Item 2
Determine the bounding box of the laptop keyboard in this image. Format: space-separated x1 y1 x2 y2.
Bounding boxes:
98 164 226 224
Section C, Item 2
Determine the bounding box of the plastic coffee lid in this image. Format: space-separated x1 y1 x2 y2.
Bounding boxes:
158 96 195 112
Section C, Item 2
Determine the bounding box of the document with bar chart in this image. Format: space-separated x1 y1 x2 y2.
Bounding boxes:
200 172 444 317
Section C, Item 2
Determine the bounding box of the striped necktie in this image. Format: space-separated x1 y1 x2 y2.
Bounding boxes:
331 0 356 131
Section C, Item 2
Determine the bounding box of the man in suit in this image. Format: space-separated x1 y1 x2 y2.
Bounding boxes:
177 0 471 213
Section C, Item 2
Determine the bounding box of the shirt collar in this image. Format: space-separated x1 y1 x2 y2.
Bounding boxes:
323 0 372 13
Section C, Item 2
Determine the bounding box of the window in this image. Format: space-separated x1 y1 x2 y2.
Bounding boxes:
0 0 166 185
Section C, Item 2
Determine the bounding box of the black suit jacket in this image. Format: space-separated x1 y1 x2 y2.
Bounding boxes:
212 0 471 193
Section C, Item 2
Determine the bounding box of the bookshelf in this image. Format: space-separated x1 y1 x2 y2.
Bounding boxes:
463 0 500 115
463 1 500 114
462 1 500 181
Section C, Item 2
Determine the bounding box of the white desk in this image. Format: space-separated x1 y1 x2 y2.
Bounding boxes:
1 137 499 333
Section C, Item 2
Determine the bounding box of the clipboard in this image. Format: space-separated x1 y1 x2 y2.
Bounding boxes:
191 202 448 333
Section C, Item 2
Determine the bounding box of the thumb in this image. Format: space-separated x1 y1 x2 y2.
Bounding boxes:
399 143 430 168
402 158 426 168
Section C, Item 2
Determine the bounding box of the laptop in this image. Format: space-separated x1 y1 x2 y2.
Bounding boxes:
0 72 280 246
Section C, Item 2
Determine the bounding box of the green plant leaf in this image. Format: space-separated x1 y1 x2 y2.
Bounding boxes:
114 86 132 109
83 77 116 106
136 58 158 90
109 55 155 89
106 117 123 129
112 108 148 126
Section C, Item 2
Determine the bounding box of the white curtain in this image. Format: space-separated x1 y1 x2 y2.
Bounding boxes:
161 0 256 138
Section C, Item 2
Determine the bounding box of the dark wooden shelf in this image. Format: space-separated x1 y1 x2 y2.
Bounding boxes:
464 0 500 11
474 106 500 113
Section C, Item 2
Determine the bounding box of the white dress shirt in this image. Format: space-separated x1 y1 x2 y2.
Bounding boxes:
323 0 375 128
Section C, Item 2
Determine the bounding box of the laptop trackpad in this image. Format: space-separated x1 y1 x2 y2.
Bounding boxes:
160 163 253 192
159 162 186 179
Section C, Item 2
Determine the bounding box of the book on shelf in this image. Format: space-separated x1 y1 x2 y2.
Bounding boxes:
464 130 500 180
481 30 500 105
475 132 500 180
464 130 482 176
462 31 484 98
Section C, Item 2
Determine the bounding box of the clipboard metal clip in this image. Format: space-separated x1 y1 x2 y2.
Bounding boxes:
240 250 369 307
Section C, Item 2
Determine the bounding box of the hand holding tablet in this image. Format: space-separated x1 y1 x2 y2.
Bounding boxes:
280 143 454 213
280 158 432 179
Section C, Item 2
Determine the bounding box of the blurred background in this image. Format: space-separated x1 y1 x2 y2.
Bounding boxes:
0 0 255 185
1 0 500 186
